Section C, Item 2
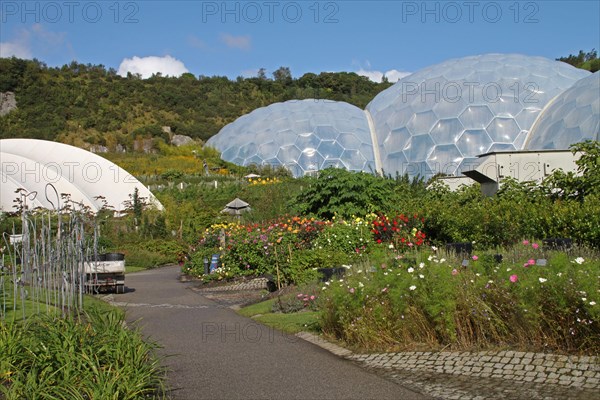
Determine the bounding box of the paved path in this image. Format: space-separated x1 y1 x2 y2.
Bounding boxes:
114 265 428 400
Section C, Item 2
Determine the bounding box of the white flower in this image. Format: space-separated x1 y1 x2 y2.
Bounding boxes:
557 272 563 277
358 282 364 288
440 258 446 263
574 257 585 265
389 244 394 249
431 246 438 251
419 262 425 269
322 287 327 290
325 281 330 286
357 270 363 274
407 267 414 273
476 273 481 277
582 298 587 302
419 274 425 279
590 301 596 306
409 285 417 291
428 255 434 261
507 268 512 272
539 278 547 283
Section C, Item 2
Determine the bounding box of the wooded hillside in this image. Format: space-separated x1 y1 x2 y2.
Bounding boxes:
0 58 391 150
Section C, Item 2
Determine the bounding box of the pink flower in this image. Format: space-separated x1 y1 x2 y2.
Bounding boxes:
528 259 535 265
472 255 479 261
381 287 388 293
523 263 530 268
532 243 539 250
297 294 303 298
522 240 529 245
452 269 459 276
310 295 316 300
349 287 355 294
510 274 518 283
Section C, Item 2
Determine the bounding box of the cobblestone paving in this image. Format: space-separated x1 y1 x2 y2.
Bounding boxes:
348 351 600 399
361 367 599 400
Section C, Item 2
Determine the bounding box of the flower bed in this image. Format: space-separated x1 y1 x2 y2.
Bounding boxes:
319 243 600 354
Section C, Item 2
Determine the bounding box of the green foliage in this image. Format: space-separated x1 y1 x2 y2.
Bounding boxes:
543 140 600 201
0 58 390 144
0 311 166 398
557 49 599 72
291 168 399 219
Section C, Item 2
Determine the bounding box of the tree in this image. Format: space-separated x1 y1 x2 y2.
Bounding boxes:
257 68 267 80
272 66 292 83
290 168 398 219
543 140 600 201
557 49 598 71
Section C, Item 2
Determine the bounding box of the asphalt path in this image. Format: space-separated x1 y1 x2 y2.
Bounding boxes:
115 265 429 400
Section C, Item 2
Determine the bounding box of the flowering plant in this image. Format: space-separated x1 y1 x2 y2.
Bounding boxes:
371 213 426 248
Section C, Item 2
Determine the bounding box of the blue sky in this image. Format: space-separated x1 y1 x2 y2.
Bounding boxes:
1 1 599 81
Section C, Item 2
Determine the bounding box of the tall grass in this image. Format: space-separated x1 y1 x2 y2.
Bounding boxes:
0 310 166 399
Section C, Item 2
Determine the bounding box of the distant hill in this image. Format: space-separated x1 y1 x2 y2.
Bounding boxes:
0 58 391 151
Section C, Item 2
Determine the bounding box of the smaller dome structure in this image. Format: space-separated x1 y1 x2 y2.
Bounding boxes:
525 72 600 150
206 99 376 177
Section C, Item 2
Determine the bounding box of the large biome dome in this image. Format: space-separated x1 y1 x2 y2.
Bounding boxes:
525 72 600 150
366 54 590 178
207 54 593 179
206 99 376 177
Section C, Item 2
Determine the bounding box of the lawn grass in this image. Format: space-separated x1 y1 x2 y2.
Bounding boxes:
253 311 321 334
237 297 321 334
237 298 277 317
124 265 148 274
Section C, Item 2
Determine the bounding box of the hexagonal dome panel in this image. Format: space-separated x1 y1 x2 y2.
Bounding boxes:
206 99 375 177
526 72 600 150
366 54 590 178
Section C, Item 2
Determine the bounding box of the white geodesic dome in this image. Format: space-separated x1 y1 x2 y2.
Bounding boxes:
365 54 590 178
525 72 600 150
0 139 163 213
206 99 376 177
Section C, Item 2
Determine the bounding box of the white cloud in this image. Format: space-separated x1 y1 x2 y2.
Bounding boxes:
117 55 189 79
357 68 411 83
0 24 67 59
0 41 32 59
357 69 384 83
220 34 251 50
384 69 412 82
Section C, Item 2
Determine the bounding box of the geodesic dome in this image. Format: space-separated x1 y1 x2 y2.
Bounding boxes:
206 99 376 177
525 72 600 150
365 54 590 178
0 139 162 213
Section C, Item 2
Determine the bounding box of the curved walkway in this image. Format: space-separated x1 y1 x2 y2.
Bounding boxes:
111 265 427 400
